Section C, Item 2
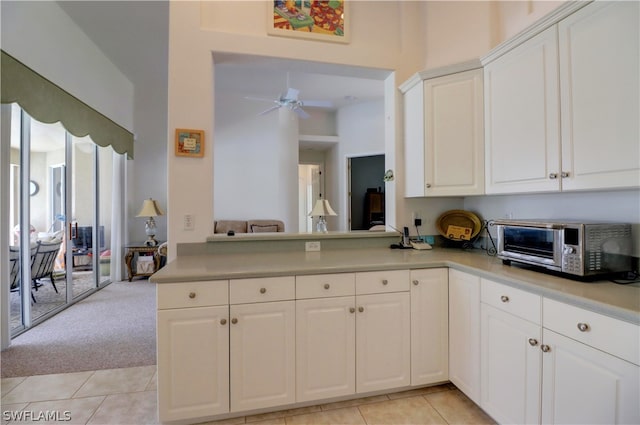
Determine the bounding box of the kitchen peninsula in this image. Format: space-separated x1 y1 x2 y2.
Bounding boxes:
151 232 640 425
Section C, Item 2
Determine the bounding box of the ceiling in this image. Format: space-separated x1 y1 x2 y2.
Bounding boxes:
57 1 386 111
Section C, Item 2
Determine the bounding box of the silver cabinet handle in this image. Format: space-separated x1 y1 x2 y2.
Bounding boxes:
541 344 551 352
549 173 558 179
220 318 227 325
426 183 432 188
577 322 590 332
349 307 356 314
413 280 419 286
188 292 196 299
561 171 570 178
500 295 509 303
528 338 538 346
231 318 238 324
260 287 266 294
324 283 330 290
382 279 388 285
358 306 364 313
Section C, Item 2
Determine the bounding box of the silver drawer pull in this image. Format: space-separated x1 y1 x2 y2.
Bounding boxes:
500 295 509 303
549 173 558 179
382 279 389 285
413 280 419 286
541 345 551 353
561 171 570 178
188 292 196 299
577 322 590 332
220 318 227 325
324 283 330 290
260 287 267 294
528 338 538 347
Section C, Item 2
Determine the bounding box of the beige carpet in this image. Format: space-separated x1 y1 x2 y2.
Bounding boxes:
1 279 156 378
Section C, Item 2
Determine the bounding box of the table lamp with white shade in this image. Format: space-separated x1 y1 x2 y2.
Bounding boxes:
309 198 337 233
136 198 164 246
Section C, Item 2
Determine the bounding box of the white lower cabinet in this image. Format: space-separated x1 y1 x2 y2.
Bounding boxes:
480 278 542 425
448 269 481 404
356 291 411 393
296 295 356 402
229 277 296 413
540 329 640 425
296 270 413 401
479 279 640 425
157 281 230 423
410 268 448 386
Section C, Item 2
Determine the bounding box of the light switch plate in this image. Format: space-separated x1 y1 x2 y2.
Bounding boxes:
305 241 321 252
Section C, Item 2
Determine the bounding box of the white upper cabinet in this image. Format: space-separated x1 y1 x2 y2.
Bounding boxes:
402 65 485 197
484 26 561 194
484 1 639 194
558 1 640 190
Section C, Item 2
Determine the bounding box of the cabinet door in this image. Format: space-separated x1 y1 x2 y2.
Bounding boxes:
230 301 295 412
404 82 427 197
356 292 411 393
296 296 356 402
481 304 541 425
410 269 448 386
484 26 561 194
448 269 481 404
157 306 229 422
541 329 640 425
424 69 484 196
559 1 640 191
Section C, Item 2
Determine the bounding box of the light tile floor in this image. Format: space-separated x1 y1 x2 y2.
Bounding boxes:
1 366 495 425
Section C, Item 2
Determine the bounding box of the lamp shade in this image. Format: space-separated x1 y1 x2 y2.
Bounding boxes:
309 199 337 217
136 198 164 217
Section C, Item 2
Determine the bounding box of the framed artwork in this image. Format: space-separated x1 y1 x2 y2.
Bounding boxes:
267 0 349 43
175 129 204 158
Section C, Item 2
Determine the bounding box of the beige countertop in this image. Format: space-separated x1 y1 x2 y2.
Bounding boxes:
151 247 640 325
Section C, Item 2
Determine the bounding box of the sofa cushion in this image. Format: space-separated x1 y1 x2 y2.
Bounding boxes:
214 220 248 234
248 220 284 233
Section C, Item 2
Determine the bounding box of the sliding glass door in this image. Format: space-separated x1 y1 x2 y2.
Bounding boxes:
8 104 118 337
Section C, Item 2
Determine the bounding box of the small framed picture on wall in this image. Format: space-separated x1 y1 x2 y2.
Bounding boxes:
175 129 204 157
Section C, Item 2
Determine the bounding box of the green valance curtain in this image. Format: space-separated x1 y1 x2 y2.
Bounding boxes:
1 50 134 158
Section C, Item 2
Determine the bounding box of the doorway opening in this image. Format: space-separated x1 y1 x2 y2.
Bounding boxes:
348 154 385 231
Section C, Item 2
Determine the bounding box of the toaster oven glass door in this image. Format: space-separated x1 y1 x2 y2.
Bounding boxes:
503 227 556 259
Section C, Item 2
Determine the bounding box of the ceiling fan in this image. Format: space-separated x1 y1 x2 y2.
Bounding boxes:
245 73 333 119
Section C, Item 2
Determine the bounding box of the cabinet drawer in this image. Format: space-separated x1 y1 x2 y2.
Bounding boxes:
230 276 295 304
296 273 355 299
543 298 640 366
481 278 541 324
356 270 410 295
157 280 229 309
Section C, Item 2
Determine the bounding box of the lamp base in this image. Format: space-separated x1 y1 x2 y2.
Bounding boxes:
144 236 158 247
315 217 328 233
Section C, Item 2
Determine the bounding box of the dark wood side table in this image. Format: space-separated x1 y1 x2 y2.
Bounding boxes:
124 243 162 281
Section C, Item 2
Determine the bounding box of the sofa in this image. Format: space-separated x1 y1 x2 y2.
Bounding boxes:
214 220 285 234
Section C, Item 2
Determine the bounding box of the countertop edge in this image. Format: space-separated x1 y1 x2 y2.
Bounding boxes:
150 250 640 325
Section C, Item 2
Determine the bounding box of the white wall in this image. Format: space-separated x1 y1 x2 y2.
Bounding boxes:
167 1 428 258
214 96 299 231
331 100 385 231
0 1 134 132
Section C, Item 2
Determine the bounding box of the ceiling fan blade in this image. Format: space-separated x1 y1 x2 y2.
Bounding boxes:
293 106 310 119
258 105 281 116
300 100 333 108
284 88 299 101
